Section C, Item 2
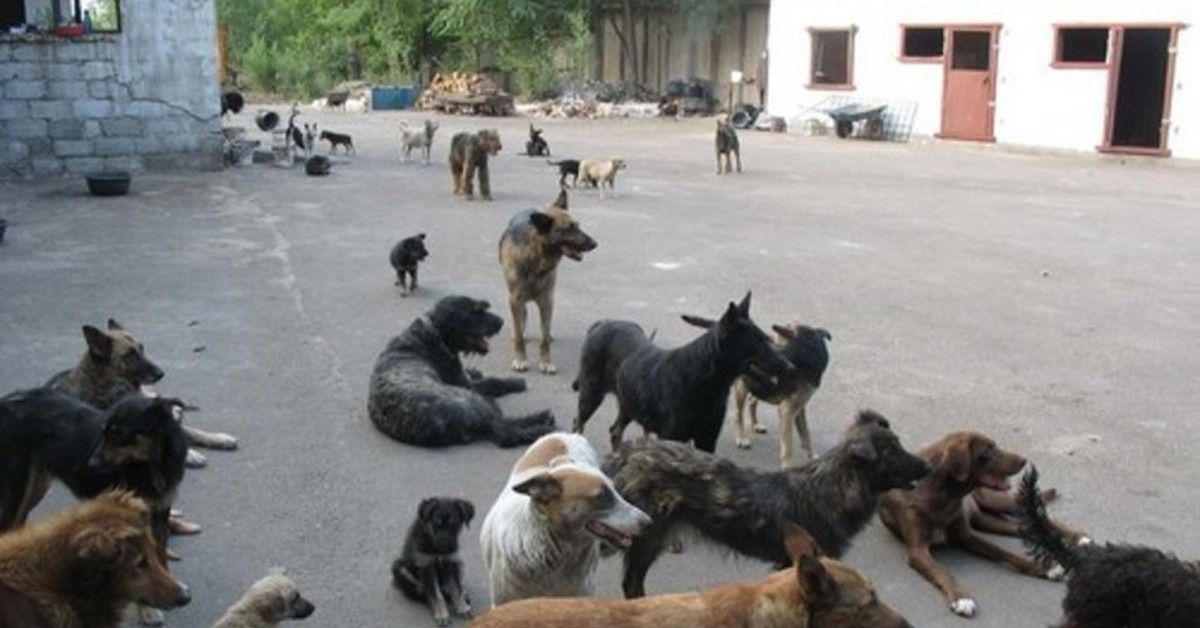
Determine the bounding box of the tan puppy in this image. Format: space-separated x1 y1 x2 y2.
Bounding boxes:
879 431 1071 618
578 158 627 198
469 524 911 628
212 572 315 628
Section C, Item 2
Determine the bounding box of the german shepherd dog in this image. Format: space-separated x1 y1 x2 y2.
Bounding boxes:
1018 468 1200 628
499 189 597 375
572 292 794 453
731 323 831 466
470 523 913 628
879 431 1071 618
47 319 238 469
368 296 557 448
0 389 190 625
390 233 430 296
602 411 931 598
392 497 475 626
715 117 741 174
0 490 191 628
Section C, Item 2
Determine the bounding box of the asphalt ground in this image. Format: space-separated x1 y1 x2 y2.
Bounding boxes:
1 108 1198 627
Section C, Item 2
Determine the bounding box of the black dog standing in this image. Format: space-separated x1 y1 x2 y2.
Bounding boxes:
392 497 476 626
389 233 429 296
525 123 550 157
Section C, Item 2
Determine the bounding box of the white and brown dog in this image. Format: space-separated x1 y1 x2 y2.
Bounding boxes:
479 433 650 607
400 119 440 165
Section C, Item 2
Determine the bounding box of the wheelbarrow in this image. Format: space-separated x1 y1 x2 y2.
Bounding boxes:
825 103 887 139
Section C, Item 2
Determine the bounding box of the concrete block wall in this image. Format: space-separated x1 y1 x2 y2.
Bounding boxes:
0 0 222 178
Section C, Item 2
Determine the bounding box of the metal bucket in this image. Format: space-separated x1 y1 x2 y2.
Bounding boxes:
255 110 280 132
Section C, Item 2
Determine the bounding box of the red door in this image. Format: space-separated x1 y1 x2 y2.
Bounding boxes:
941 28 999 141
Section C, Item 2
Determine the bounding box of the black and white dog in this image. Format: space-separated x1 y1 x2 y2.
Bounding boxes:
367 296 557 448
392 497 476 626
389 233 429 296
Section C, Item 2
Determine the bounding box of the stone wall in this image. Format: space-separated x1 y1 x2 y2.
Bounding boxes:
0 0 222 178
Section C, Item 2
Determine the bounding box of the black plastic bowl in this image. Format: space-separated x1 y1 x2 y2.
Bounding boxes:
86 172 132 197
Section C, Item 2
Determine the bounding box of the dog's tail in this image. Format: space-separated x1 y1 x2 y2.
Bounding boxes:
487 411 557 448
547 159 563 166
1017 467 1079 575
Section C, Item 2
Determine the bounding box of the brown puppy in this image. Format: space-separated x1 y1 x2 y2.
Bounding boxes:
212 572 315 628
449 129 502 200
879 431 1069 618
0 490 190 628
468 524 911 628
498 189 597 374
577 158 626 198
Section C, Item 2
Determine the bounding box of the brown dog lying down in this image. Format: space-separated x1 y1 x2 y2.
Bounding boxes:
468 524 912 628
879 431 1085 618
0 490 190 628
211 571 316 628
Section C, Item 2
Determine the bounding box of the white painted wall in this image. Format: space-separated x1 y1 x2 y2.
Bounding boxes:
768 1 1200 158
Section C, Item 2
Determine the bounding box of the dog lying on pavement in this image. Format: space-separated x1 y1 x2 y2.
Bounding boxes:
878 431 1076 618
212 571 315 628
468 523 913 628
572 292 794 453
731 322 831 466
367 295 557 448
0 490 191 628
602 411 931 598
480 433 651 607
1018 467 1199 628
499 189 597 375
392 497 476 626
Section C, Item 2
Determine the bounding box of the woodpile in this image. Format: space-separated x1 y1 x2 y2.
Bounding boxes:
417 71 514 117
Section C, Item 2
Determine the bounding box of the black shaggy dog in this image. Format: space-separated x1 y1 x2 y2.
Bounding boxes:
524 123 550 157
1018 468 1200 628
389 233 430 296
368 296 557 448
572 292 794 452
392 497 476 627
603 410 932 598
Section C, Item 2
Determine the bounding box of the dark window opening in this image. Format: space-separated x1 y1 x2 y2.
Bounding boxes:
951 31 991 70
903 27 944 58
811 30 852 86
2 2 26 29
1058 28 1108 63
1111 28 1171 149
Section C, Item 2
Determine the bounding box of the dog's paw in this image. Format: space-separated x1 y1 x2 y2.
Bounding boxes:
735 436 752 449
539 362 557 375
454 602 473 618
137 605 166 626
511 359 529 372
169 517 202 536
185 449 208 468
1046 564 1067 581
203 432 239 450
752 424 768 434
950 598 977 617
433 612 451 627
507 377 528 393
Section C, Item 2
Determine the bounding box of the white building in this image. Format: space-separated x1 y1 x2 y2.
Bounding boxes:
767 2 1198 158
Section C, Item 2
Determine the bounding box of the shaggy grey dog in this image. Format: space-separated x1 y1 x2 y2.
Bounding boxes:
368 296 557 448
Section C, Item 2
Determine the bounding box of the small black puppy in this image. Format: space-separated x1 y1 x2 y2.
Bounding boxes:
389 233 429 296
547 159 580 188
525 123 550 157
319 130 355 155
392 497 476 626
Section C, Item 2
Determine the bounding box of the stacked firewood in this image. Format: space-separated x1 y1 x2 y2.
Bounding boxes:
417 71 511 112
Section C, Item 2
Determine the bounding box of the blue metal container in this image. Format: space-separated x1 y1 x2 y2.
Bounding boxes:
371 85 418 110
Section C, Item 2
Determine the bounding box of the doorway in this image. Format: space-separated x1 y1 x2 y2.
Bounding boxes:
940 27 1000 141
1105 27 1177 153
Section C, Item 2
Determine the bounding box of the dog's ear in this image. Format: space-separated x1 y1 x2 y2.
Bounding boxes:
83 325 114 359
772 324 796 340
935 439 972 482
512 473 562 505
816 328 832 341
847 437 876 462
417 233 426 240
456 499 475 526
72 522 138 563
529 212 554 235
717 301 740 333
107 318 125 332
782 522 822 562
681 314 716 329
736 291 752 317
797 554 836 601
551 188 568 211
